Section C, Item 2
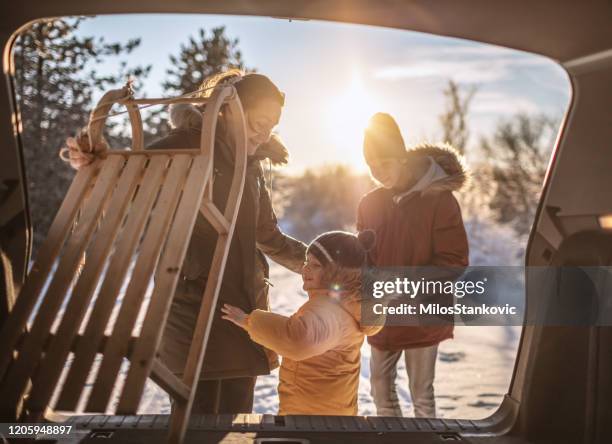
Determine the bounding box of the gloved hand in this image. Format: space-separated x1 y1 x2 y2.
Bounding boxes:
59 128 109 170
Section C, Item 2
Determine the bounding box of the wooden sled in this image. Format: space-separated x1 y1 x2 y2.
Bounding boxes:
0 82 247 443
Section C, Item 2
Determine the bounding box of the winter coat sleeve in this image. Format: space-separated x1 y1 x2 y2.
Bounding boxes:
430 192 469 277
255 170 307 274
357 197 378 267
356 199 365 231
245 301 342 361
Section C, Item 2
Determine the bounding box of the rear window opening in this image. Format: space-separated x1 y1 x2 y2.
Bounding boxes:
8 13 570 422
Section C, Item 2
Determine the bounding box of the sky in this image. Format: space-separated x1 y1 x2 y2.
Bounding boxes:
78 14 571 174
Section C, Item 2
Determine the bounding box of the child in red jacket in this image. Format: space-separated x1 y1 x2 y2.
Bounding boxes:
358 113 469 418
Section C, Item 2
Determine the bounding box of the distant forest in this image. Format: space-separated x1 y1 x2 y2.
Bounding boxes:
14 18 558 263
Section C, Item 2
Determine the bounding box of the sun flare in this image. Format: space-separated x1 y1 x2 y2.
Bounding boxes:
325 72 380 155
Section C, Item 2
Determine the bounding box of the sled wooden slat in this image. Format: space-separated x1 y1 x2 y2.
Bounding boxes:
15 331 138 356
117 155 209 413
55 155 169 411
108 149 199 156
200 198 230 234
86 155 192 413
0 164 97 382
25 156 147 415
150 359 190 402
0 156 124 414
119 97 211 106
168 87 247 444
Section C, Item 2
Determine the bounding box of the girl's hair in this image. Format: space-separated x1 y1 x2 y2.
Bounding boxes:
307 230 376 293
322 265 362 295
197 69 285 109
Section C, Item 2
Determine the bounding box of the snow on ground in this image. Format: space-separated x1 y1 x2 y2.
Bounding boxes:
248 264 520 419
55 261 519 419
39 151 526 419
55 216 523 418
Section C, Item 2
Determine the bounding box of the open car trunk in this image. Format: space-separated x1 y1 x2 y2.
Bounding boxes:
1 1 612 443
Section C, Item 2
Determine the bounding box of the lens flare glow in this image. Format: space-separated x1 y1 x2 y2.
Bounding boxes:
325 71 380 157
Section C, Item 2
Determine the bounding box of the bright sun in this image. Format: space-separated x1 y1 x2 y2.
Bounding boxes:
325 72 380 158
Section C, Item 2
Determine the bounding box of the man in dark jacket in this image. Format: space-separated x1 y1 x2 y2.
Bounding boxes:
151 102 306 414
63 73 306 414
358 113 469 418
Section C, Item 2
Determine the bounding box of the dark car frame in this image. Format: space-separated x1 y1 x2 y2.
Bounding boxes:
1 1 612 443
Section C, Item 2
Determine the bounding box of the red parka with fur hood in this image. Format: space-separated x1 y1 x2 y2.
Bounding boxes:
357 144 469 350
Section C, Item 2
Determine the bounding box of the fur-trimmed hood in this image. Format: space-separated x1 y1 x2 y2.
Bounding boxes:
169 103 289 165
169 103 203 131
393 142 468 204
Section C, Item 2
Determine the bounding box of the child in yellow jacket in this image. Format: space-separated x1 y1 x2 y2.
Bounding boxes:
222 230 382 415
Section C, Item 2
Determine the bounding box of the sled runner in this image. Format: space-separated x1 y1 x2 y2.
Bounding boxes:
0 82 248 443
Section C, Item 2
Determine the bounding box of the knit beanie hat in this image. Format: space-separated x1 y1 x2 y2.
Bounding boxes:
363 112 407 162
235 73 285 108
198 70 285 108
307 230 376 268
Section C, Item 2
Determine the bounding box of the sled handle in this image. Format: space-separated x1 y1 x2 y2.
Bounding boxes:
87 85 148 152
87 86 132 152
87 86 241 155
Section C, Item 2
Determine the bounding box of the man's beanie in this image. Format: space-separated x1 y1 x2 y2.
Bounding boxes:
363 112 407 161
307 230 376 268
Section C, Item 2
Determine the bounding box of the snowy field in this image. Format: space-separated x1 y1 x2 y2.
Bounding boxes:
248 265 519 419
47 214 523 420
49 257 521 419
131 262 520 420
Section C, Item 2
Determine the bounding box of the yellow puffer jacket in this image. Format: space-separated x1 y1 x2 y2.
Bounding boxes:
245 291 381 415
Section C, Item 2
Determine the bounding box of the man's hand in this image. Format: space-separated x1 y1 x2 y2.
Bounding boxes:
221 304 249 330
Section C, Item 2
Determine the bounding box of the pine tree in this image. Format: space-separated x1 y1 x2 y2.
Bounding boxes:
13 17 151 253
144 26 250 142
